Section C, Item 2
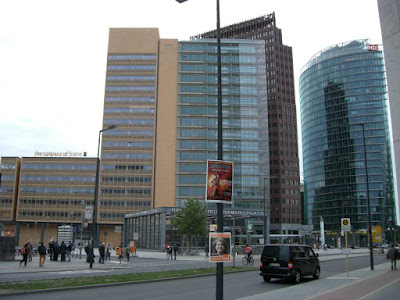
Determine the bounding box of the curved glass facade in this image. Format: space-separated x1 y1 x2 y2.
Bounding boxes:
300 40 395 241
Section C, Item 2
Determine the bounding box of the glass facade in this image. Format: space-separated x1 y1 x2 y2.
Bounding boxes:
177 40 269 210
300 40 395 240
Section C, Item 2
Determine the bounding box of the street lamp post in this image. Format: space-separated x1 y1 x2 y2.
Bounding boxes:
176 1 223 298
334 123 374 270
263 178 270 245
92 124 116 259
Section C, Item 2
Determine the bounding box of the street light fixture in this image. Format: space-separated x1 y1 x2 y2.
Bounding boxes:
92 124 117 251
176 1 223 298
333 123 374 270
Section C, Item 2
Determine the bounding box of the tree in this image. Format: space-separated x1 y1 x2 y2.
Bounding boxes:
171 199 207 253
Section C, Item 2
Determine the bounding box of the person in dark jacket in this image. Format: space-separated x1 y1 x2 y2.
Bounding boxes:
38 242 47 267
19 242 29 267
67 242 73 262
99 242 105 264
85 243 90 262
53 241 60 261
60 241 67 262
49 240 55 260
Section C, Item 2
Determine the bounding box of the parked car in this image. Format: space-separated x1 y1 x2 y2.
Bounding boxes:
259 244 320 284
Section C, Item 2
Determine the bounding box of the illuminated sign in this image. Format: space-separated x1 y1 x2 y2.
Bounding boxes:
34 151 87 157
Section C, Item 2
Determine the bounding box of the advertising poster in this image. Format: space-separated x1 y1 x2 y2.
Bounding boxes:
206 160 233 203
209 232 231 262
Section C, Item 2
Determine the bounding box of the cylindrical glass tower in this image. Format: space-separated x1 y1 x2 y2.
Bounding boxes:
299 40 395 246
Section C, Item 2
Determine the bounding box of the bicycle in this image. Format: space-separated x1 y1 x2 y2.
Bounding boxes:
242 255 254 266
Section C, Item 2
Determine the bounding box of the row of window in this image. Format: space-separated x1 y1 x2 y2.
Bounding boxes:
103 119 154 126
21 163 96 170
19 199 92 206
179 129 260 139
102 176 152 183
180 85 262 95
180 54 258 64
107 65 155 71
101 188 151 195
105 97 154 103
104 107 154 114
101 164 152 171
108 54 156 61
0 164 16 170
106 86 155 92
180 96 260 106
180 43 262 54
100 200 151 207
102 153 153 160
21 175 95 182
179 141 260 151
20 187 94 194
180 118 259 128
179 152 260 162
107 75 155 81
102 130 153 136
102 141 153 148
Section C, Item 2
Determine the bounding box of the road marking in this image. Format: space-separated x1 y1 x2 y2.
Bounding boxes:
326 277 361 280
357 278 400 300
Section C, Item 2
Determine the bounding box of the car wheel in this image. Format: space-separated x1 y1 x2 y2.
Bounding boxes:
293 270 301 284
263 276 271 282
313 267 320 279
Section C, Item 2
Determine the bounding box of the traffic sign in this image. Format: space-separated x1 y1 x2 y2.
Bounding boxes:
341 218 351 232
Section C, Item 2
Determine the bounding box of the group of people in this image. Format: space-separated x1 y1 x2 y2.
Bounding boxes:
19 239 75 267
166 244 179 260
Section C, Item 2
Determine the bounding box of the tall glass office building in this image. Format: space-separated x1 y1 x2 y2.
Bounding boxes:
300 40 395 245
177 40 269 210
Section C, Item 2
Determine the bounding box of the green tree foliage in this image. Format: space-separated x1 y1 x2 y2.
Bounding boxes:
171 199 207 251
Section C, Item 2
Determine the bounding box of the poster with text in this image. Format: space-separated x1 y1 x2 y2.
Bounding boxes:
209 232 231 262
206 160 233 203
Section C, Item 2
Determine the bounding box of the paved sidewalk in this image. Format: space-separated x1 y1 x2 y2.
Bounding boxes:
0 247 371 276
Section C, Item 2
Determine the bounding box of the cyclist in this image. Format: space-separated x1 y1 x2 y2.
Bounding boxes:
244 244 253 262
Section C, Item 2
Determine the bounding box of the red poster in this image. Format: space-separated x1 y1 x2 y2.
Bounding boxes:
206 160 233 203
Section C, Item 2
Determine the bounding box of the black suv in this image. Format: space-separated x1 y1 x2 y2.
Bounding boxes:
259 244 320 283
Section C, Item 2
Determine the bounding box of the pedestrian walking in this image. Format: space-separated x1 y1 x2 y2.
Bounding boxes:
67 242 73 262
99 242 105 264
116 246 123 263
26 241 33 262
19 242 30 266
38 242 47 267
106 243 112 261
388 244 397 270
125 246 131 261
167 245 173 260
173 244 178 260
49 239 55 260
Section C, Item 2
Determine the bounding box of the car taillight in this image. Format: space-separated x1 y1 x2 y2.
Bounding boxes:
260 261 263 267
288 261 293 268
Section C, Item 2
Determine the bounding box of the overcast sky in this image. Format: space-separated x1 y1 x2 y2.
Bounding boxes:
0 0 383 161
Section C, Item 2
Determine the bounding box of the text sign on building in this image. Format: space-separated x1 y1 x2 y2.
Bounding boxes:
206 160 233 204
341 218 351 232
367 44 379 51
209 232 231 263
85 206 93 220
372 226 382 243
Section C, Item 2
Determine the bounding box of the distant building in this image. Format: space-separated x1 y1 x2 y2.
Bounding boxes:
378 0 400 224
193 13 302 235
300 40 396 246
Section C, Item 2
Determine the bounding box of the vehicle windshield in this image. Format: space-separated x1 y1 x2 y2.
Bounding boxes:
262 246 290 260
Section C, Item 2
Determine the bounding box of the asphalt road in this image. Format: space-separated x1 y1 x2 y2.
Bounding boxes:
2 255 389 300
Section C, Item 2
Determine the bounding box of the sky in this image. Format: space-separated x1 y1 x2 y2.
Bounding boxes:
0 0 384 161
